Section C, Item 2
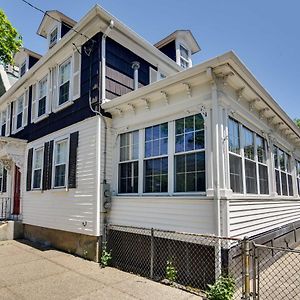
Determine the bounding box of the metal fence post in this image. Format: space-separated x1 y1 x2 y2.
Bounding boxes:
242 236 251 300
252 243 257 300
150 228 154 279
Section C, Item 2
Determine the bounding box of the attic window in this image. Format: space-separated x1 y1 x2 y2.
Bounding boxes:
49 27 58 48
179 45 190 69
20 61 26 77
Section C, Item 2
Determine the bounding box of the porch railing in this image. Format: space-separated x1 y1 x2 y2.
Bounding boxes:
0 197 11 221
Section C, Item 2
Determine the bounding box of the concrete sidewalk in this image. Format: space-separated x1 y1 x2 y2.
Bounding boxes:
0 240 200 300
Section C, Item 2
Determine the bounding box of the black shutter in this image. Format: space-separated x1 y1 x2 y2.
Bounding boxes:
42 142 49 190
43 140 54 190
68 131 79 188
26 148 33 191
2 168 7 193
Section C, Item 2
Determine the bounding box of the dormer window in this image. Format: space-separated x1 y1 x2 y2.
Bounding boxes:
20 61 26 77
49 27 58 48
179 44 190 69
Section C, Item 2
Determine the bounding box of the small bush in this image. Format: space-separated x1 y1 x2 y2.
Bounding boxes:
166 259 177 283
100 242 112 267
206 276 235 300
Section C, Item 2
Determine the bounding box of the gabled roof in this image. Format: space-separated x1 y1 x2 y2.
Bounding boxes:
14 48 42 66
154 30 201 54
37 10 77 38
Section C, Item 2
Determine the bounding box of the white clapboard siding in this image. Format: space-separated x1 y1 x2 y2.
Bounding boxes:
22 117 99 236
109 197 216 234
229 199 300 238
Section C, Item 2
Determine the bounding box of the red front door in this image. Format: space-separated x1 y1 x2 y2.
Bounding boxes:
13 166 21 215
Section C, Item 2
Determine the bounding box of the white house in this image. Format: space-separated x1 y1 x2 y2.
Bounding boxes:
0 5 299 268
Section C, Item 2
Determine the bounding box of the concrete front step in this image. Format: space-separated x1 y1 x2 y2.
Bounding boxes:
0 221 23 241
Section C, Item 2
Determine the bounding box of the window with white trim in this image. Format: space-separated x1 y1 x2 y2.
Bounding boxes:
58 58 71 106
49 27 58 48
14 94 24 131
37 76 48 118
174 114 205 192
32 147 43 189
296 160 300 196
20 61 26 77
53 139 68 188
119 131 139 193
144 123 168 193
0 109 6 136
179 45 190 69
228 117 269 195
0 164 7 192
274 146 293 196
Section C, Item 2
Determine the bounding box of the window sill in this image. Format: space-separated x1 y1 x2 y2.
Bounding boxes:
12 126 25 134
33 114 49 124
53 100 74 113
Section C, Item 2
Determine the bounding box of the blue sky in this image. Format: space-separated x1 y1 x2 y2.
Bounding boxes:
2 0 300 120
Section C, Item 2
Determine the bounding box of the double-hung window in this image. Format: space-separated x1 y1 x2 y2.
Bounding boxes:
20 61 26 77
243 127 257 194
0 164 7 193
174 114 205 192
296 160 300 196
179 45 190 69
119 131 139 193
58 58 71 106
49 27 58 48
228 118 243 193
144 123 168 193
274 146 293 196
16 95 24 130
37 76 47 118
228 118 269 195
256 135 269 194
54 139 68 188
32 148 43 189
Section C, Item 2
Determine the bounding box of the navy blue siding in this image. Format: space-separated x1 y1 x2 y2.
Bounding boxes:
158 40 176 62
11 32 155 142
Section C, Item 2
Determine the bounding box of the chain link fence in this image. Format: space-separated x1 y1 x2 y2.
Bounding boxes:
252 243 300 300
105 224 244 298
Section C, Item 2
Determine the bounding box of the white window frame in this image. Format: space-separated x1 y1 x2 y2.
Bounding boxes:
274 145 294 197
32 146 44 190
34 75 49 122
117 113 207 196
56 57 72 110
13 93 25 133
296 160 300 196
0 108 7 136
228 117 270 196
48 25 59 49
118 131 139 195
20 59 27 77
52 136 69 189
175 40 191 69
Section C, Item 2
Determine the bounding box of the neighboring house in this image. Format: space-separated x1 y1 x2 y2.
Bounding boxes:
0 4 300 266
0 64 19 97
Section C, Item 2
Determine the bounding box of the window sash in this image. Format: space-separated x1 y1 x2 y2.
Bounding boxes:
58 59 71 105
53 139 68 188
32 148 43 189
229 118 269 195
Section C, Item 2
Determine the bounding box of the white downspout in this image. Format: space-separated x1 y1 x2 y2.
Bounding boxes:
101 20 114 103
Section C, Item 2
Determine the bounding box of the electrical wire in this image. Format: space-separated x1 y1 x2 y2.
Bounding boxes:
19 0 97 44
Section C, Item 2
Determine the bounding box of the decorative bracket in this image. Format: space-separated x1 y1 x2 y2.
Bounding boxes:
199 105 208 118
141 98 150 110
249 98 260 112
236 87 245 102
160 91 169 105
183 83 192 98
115 108 123 117
267 115 276 124
275 121 284 130
127 103 136 114
259 107 270 120
0 159 12 171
